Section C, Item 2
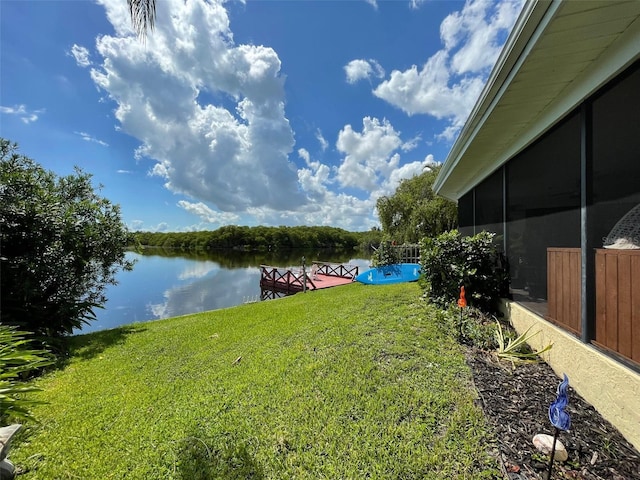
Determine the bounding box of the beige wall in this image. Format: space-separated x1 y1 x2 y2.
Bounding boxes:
503 301 640 451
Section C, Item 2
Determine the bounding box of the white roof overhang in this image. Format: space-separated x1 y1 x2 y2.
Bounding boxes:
434 0 640 201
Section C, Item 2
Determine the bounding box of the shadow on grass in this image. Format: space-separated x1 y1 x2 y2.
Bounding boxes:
176 433 264 480
65 324 147 362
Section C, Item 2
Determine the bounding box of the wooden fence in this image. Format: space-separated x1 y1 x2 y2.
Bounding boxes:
547 248 582 335
595 249 640 364
547 247 640 365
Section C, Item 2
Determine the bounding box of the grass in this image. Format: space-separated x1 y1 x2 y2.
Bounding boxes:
10 282 500 479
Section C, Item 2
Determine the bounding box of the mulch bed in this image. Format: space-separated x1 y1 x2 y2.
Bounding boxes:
465 348 640 479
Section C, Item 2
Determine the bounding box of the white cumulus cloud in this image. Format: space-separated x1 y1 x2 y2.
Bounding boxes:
297 148 330 200
344 59 385 84
238 116 426 231
78 0 444 231
336 117 403 191
373 0 524 139
442 0 523 75
68 44 92 67
90 0 304 214
177 201 240 225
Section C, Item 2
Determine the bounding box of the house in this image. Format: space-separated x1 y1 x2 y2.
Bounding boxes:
434 0 640 449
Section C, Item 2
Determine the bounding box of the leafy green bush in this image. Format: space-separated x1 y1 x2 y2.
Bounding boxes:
370 239 400 267
0 325 53 425
419 230 509 315
1 139 134 346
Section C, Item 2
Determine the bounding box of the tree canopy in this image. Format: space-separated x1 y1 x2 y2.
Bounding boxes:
132 225 381 253
0 139 134 345
376 165 457 244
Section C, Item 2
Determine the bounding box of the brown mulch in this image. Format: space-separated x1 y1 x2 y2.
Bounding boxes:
465 348 640 480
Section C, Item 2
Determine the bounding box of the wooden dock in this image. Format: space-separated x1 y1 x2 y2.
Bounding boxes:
259 261 359 296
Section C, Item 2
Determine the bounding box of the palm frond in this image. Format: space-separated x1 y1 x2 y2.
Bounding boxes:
494 320 553 365
127 0 156 40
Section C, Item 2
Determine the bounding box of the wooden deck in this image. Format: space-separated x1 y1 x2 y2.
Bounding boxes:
259 262 358 296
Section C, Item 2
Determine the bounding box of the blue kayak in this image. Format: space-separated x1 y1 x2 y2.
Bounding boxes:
355 263 421 285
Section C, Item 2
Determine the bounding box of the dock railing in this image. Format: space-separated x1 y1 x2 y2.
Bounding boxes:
312 261 359 279
260 265 316 293
259 262 359 295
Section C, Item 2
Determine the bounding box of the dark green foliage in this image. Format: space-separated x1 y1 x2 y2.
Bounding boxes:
376 165 457 243
370 239 400 267
420 230 510 315
0 139 134 345
356 227 384 252
133 225 366 252
0 325 53 425
437 305 498 350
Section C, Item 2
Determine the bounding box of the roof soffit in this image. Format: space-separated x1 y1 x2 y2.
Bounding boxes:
435 0 640 201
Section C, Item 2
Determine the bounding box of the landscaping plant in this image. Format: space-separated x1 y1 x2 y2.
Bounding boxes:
494 320 552 365
370 239 400 266
0 326 52 425
419 230 509 316
441 306 498 350
0 139 134 349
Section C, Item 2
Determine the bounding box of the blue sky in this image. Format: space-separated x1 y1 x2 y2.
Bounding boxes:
1 0 523 232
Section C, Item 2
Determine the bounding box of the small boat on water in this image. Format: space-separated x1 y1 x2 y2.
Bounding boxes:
355 263 421 285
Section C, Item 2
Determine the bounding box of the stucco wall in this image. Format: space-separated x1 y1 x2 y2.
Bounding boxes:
503 301 640 451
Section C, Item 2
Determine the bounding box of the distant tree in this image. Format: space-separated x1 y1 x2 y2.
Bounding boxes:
0 139 134 348
376 165 457 244
132 226 361 251
356 228 384 251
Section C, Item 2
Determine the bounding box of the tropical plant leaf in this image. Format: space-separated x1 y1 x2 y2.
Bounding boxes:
494 320 553 364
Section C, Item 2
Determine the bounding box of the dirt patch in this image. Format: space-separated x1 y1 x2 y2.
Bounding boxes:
466 348 640 479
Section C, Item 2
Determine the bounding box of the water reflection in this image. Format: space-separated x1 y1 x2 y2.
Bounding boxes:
147 266 257 319
77 249 370 334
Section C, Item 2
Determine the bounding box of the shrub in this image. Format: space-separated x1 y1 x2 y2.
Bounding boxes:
0 325 53 425
419 230 509 315
371 239 400 267
1 139 134 347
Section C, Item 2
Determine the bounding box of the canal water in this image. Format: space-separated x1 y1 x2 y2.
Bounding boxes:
77 249 371 335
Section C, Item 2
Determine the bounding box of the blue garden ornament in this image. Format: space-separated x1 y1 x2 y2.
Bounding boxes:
545 374 571 480
548 374 571 431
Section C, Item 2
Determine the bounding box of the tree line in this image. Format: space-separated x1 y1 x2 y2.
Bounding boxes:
133 225 382 252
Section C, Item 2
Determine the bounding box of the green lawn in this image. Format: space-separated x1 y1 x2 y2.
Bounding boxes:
11 282 499 479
